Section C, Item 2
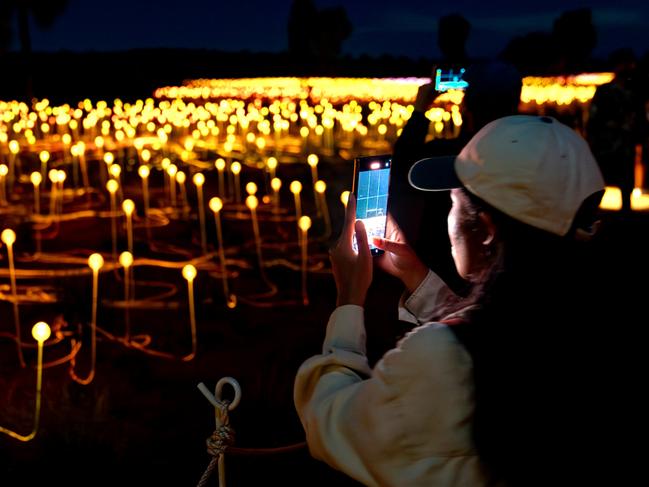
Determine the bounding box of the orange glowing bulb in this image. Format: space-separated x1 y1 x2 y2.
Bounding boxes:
209 197 223 213
290 181 302 195
182 264 197 282
31 322 51 343
246 195 259 210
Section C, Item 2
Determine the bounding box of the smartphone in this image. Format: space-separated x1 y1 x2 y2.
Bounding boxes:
352 154 392 256
434 67 469 92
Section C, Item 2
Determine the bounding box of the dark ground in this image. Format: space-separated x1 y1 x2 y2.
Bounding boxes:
1 190 646 486
0 151 418 486
0 130 646 486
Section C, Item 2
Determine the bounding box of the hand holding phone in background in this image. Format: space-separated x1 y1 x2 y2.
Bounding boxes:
413 82 439 113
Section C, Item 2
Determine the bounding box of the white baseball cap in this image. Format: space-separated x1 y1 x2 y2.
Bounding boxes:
407 115 605 236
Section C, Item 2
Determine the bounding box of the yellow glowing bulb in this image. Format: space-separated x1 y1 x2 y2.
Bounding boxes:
138 165 150 178
314 180 326 193
32 321 51 343
48 169 59 183
271 177 282 191
141 149 151 163
167 164 178 177
0 165 8 177
193 173 205 187
298 215 312 232
39 151 50 164
161 157 171 170
307 154 319 167
106 179 118 194
122 199 135 216
9 140 19 154
88 253 104 271
109 164 121 178
1 228 16 245
182 264 197 282
57 170 66 182
62 133 72 145
340 191 350 206
209 197 223 213
176 171 186 184
119 251 133 268
94 136 104 148
30 171 42 186
290 180 302 194
378 124 387 135
215 158 226 171
245 182 257 195
266 157 278 170
231 161 241 175
300 126 309 138
103 152 114 165
246 195 259 210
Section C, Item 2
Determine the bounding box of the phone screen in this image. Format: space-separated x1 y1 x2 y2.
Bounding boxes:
352 155 391 255
434 68 468 92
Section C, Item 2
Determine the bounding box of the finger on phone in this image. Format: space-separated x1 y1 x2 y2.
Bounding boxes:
355 220 370 257
373 236 406 255
342 193 357 241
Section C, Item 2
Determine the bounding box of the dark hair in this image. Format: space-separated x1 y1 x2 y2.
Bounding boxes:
443 188 604 486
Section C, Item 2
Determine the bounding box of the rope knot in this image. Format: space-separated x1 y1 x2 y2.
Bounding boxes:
206 423 235 458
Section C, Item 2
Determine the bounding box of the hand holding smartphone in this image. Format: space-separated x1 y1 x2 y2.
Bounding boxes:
351 154 392 256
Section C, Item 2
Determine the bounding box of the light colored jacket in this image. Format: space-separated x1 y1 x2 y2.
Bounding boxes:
294 271 487 486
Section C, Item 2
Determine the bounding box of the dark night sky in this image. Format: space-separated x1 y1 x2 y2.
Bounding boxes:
11 0 649 60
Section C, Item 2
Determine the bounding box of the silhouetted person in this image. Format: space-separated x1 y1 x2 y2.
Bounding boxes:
288 0 318 59
553 8 597 73
437 14 470 67
287 0 352 67
391 61 522 291
587 48 646 213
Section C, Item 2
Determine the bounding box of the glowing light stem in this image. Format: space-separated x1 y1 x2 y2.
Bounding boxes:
250 205 265 272
234 173 241 204
33 184 40 215
70 265 100 385
79 153 90 194
170 176 177 207
273 187 280 214
293 192 302 243
0 334 45 441
123 266 131 341
197 185 207 254
125 212 134 256
183 276 197 362
142 177 150 218
215 210 231 293
319 192 332 238
7 242 25 367
300 227 309 306
179 181 188 215
0 174 6 205
109 192 118 263
293 192 302 221
48 180 57 216
217 166 225 199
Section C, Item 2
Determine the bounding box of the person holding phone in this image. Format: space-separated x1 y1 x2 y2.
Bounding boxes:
294 116 608 486
390 60 523 295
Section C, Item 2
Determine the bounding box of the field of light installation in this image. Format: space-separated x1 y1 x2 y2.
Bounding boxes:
1 74 646 486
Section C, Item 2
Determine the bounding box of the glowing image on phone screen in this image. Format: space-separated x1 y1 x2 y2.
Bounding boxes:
353 161 390 253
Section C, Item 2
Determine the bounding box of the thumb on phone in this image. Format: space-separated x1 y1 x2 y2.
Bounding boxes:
372 236 409 255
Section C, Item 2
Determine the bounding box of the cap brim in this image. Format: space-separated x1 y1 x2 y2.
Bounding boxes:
408 156 462 191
